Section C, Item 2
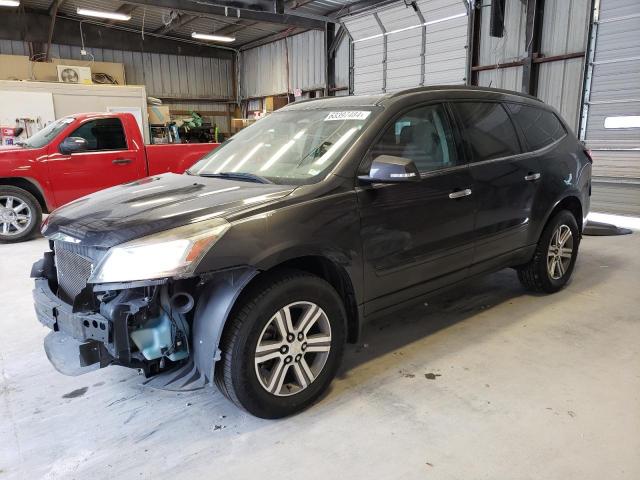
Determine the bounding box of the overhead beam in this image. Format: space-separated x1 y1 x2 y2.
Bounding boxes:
123 0 330 29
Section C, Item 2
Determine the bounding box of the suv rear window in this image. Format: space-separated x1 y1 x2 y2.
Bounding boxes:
506 103 566 151
452 102 521 162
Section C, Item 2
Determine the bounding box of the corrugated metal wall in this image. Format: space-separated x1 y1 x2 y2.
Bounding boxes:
476 0 589 133
537 0 590 131
477 0 526 91
342 0 469 95
240 30 326 99
0 40 234 100
0 39 30 56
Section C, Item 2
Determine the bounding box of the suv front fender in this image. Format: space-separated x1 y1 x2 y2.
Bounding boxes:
192 267 258 383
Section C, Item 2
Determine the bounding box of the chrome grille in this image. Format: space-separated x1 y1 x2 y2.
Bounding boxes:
54 242 95 303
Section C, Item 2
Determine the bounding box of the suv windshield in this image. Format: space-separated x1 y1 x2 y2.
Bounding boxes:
22 117 75 149
188 108 376 185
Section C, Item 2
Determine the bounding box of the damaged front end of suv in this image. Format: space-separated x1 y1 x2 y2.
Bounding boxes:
32 217 257 389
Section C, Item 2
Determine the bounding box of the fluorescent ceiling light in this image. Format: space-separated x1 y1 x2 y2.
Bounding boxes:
77 7 132 21
192 32 236 43
0 1 20 7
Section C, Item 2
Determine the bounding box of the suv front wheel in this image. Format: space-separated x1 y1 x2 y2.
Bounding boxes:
215 270 346 418
517 209 580 293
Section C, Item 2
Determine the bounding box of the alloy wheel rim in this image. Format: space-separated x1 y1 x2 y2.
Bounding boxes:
547 224 573 280
254 301 332 397
0 195 32 236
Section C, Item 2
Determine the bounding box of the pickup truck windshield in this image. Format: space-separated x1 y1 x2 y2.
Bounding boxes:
188 109 375 185
23 117 75 149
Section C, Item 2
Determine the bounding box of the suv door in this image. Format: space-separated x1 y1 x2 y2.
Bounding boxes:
46 118 146 206
357 103 476 314
450 101 542 269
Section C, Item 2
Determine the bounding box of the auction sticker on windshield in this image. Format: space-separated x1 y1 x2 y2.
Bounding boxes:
324 111 371 121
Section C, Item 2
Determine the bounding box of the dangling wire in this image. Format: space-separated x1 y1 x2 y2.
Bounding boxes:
141 7 146 40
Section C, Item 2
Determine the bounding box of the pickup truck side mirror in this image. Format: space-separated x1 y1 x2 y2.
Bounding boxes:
59 137 89 155
358 154 421 184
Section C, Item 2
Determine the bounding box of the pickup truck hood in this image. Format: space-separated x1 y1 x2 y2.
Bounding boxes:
42 173 296 248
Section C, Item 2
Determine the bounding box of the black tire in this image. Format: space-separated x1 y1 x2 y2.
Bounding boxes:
0 186 42 243
215 269 346 419
517 210 580 293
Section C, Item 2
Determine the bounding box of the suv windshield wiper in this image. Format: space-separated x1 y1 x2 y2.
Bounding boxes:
197 172 273 184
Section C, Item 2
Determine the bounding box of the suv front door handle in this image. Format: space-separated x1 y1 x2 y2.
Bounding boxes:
524 172 541 181
449 188 472 199
112 158 132 165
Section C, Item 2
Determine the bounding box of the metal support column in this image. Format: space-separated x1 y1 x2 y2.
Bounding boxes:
325 21 336 96
414 6 426 86
579 0 600 141
521 0 545 94
373 12 387 93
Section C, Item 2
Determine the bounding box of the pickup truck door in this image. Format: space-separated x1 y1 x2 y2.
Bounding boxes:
46 117 146 206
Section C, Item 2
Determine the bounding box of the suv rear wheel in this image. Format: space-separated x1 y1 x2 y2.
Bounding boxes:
215 270 346 418
0 186 42 243
517 210 580 293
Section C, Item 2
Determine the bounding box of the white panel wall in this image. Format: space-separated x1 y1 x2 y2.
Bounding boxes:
346 14 385 95
342 0 469 95
582 0 640 180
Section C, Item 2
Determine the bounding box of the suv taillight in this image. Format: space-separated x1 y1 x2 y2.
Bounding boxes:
584 148 594 163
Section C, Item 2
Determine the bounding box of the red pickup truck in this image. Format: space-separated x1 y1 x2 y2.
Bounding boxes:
0 112 218 242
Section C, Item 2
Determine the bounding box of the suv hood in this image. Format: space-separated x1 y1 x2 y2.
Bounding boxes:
43 173 296 248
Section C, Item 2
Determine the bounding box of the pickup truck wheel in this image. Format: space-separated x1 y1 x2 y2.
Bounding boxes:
214 270 346 418
0 186 42 243
517 210 580 293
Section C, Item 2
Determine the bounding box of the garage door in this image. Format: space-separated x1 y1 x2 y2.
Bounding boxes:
581 0 640 181
342 0 469 95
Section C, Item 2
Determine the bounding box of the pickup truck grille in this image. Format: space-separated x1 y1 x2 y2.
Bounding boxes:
53 242 97 303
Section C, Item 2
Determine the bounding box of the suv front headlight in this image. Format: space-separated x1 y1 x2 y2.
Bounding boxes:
89 218 230 284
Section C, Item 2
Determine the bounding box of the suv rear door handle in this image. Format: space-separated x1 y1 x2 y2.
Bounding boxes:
449 188 472 199
524 172 541 181
112 158 132 165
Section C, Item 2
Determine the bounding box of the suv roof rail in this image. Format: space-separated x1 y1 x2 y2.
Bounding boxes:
386 85 542 102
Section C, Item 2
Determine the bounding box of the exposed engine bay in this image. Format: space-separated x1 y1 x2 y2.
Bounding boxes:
32 239 256 388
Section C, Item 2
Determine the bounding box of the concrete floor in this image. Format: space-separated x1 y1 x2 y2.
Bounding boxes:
1 230 639 480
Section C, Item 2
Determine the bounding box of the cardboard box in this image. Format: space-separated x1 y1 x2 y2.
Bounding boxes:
148 105 171 125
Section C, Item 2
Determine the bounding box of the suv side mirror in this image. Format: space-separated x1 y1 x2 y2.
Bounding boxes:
59 137 88 155
358 155 421 184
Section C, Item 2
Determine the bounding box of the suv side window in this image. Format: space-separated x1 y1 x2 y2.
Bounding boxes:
68 118 127 151
506 103 566 151
452 102 521 162
370 103 459 173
